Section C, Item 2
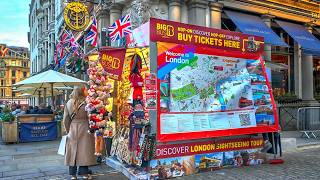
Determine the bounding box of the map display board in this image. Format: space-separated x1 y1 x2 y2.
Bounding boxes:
156 42 279 142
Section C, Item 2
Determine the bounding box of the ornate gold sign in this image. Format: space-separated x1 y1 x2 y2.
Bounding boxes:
63 2 90 31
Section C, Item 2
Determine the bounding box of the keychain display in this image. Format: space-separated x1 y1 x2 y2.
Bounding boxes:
85 60 113 156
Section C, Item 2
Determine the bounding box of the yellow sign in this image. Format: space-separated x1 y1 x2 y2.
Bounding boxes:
63 2 90 31
0 45 8 58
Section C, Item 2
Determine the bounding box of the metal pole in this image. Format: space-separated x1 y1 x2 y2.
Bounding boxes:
44 88 47 105
38 90 41 105
51 83 54 108
272 132 277 159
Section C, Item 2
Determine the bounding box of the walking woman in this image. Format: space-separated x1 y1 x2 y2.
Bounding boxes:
63 86 95 179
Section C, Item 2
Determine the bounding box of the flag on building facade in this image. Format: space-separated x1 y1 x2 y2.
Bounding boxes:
55 31 71 63
86 17 98 47
54 30 73 69
108 14 132 42
68 31 80 56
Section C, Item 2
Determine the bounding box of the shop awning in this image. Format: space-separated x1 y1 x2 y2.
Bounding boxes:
265 61 288 72
276 20 320 55
225 11 288 47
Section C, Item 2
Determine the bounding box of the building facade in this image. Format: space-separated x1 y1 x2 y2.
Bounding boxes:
34 0 320 102
29 0 55 75
93 0 320 102
0 45 30 105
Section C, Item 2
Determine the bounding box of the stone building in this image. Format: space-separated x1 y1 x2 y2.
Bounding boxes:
29 0 55 75
0 45 30 105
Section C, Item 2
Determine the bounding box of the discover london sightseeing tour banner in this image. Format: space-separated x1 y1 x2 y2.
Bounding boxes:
150 18 279 142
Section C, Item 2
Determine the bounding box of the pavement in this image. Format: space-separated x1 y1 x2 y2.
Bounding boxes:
0 132 320 180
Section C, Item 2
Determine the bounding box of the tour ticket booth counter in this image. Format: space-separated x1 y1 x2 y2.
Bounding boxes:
100 18 280 179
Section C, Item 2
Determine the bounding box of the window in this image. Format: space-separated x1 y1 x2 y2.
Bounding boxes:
1 89 5 97
12 79 15 85
0 61 5 68
0 71 4 78
23 72 27 77
12 70 16 77
12 92 16 97
11 61 16 66
0 80 5 86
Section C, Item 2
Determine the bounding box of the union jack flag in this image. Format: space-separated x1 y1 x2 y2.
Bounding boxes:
68 31 80 56
108 14 132 42
54 31 71 65
86 17 98 47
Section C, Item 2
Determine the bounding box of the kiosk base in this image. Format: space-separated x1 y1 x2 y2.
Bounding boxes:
106 158 150 180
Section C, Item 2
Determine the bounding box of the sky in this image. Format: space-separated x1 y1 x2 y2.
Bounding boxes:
0 0 30 48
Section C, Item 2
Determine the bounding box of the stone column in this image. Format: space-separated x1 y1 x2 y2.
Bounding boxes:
294 42 302 99
169 0 181 22
109 4 122 47
110 4 122 25
301 24 314 100
209 2 223 29
261 14 274 62
187 0 207 26
97 9 110 47
109 3 122 123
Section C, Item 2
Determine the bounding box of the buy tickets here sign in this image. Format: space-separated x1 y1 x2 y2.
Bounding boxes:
150 18 264 54
155 138 264 159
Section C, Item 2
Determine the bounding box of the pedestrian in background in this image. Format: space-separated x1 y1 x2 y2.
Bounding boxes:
11 104 21 115
63 86 95 180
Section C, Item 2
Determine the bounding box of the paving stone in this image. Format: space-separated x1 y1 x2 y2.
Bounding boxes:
43 169 67 177
0 164 17 173
38 166 67 173
2 172 45 180
16 160 63 170
0 156 12 161
2 168 40 177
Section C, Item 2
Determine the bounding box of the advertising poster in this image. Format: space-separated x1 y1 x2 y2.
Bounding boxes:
150 156 196 179
156 41 278 142
150 147 266 179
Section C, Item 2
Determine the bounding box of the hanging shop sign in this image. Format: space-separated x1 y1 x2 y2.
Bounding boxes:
99 47 126 80
156 40 279 142
63 1 90 31
0 45 8 58
155 137 264 159
150 18 264 54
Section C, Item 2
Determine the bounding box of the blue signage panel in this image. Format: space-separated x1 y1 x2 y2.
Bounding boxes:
20 122 58 142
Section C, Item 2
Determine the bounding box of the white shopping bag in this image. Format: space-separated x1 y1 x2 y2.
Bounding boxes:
57 135 67 156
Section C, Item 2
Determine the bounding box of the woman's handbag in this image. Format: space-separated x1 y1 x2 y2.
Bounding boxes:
57 100 85 156
57 135 67 156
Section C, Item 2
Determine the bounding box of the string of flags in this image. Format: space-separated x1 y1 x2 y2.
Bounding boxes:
54 14 132 71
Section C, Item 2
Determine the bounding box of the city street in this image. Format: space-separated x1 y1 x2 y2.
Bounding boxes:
1 138 320 179
2 0 320 180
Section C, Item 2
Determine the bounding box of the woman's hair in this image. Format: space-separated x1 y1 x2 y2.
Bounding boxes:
70 86 86 111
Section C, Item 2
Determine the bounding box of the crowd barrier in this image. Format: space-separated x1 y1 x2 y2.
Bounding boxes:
297 107 320 138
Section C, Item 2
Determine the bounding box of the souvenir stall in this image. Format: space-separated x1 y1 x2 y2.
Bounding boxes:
98 18 280 180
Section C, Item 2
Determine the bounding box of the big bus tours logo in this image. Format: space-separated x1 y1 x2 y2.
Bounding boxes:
100 54 120 70
156 23 174 38
63 2 90 31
